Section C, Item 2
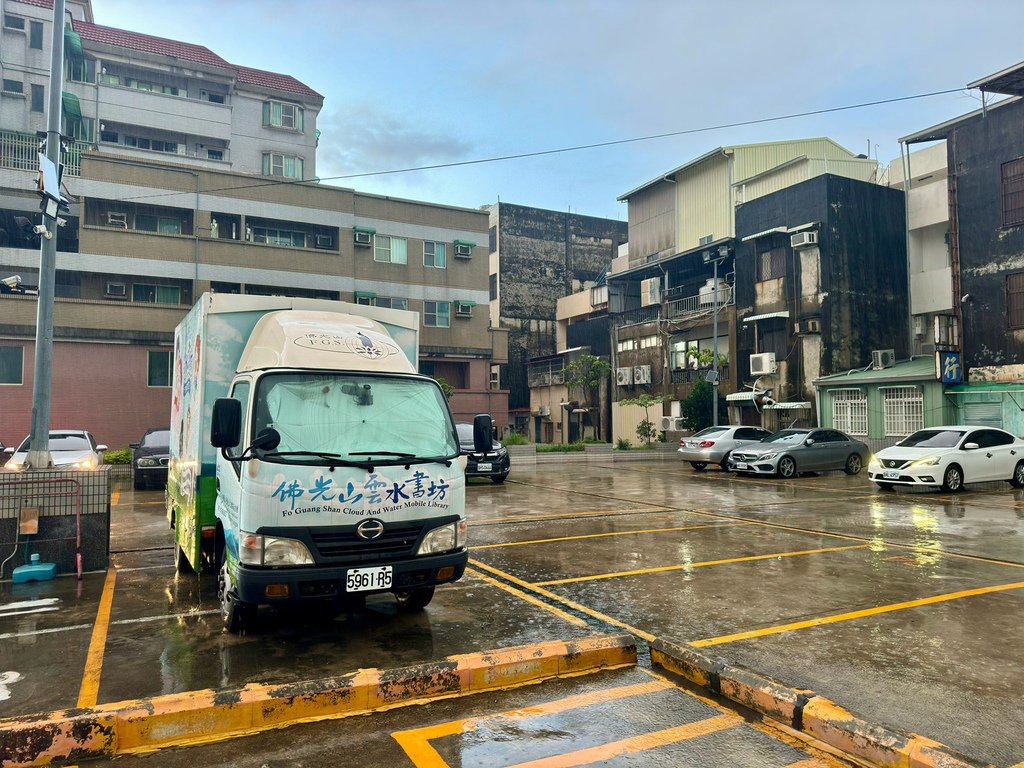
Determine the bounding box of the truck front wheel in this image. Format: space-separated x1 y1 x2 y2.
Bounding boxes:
219 562 255 632
395 586 435 611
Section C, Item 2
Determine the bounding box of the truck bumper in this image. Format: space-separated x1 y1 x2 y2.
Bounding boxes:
233 549 469 605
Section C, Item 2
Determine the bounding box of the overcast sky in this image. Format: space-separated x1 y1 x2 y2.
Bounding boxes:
94 0 1024 221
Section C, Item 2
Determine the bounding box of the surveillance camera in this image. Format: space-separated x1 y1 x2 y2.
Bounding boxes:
56 217 67 227
32 224 47 235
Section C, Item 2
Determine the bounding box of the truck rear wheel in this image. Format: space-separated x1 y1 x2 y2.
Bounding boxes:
219 562 255 633
395 586 435 611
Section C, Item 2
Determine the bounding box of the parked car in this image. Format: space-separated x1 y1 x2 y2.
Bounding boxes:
678 425 772 470
3 430 107 471
456 422 510 483
728 428 868 478
869 426 1024 492
132 427 170 490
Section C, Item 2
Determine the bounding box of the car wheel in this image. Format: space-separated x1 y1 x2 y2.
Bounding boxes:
777 456 796 479
941 464 963 493
719 452 731 471
689 461 708 471
491 473 508 484
1007 462 1024 487
844 454 863 475
395 585 435 611
219 562 255 633
875 482 894 492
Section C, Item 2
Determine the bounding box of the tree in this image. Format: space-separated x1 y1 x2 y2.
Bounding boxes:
435 377 455 400
679 381 727 433
620 393 672 445
563 353 611 441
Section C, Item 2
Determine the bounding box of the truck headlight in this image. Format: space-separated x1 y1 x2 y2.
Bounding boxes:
239 531 314 566
417 522 464 555
137 458 158 467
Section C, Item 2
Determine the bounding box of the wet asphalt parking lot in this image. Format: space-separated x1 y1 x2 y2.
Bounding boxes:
2 455 1023 767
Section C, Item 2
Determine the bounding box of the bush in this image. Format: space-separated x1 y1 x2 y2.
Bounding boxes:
502 432 529 446
105 447 132 465
582 436 607 444
615 438 633 451
536 442 585 453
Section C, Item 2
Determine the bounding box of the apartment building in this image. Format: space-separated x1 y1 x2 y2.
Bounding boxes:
0 0 507 449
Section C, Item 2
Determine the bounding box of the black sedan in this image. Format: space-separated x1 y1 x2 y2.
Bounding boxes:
456 423 510 484
132 427 170 490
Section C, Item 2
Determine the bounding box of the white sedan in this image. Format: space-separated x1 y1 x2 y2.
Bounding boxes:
869 426 1024 492
3 430 107 471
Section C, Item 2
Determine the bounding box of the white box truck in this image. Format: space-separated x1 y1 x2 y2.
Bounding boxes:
168 293 490 632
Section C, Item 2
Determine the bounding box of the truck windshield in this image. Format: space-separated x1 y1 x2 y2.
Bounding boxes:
252 373 457 461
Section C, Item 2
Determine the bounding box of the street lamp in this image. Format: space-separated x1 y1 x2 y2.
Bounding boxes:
702 245 730 426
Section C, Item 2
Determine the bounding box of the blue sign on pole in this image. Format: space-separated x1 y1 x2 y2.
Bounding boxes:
937 351 963 384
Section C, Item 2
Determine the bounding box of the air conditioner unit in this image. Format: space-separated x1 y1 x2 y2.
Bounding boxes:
454 242 473 258
749 352 777 376
616 366 633 386
106 212 128 229
790 231 818 249
455 302 473 317
640 277 661 307
550 371 565 384
105 282 127 297
871 349 896 370
489 370 499 388
793 319 821 334
314 234 334 249
633 365 651 385
659 416 675 432
353 230 373 246
538 405 551 417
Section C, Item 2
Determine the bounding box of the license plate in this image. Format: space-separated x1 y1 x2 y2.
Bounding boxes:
734 462 748 469
883 470 899 480
477 462 493 472
346 566 392 592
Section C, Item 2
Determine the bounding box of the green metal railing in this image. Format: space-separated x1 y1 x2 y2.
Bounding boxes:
0 130 87 176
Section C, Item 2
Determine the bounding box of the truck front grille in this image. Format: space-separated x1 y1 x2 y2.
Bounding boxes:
311 524 423 563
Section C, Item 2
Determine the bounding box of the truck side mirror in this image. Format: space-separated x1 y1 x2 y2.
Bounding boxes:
211 398 242 448
473 413 494 453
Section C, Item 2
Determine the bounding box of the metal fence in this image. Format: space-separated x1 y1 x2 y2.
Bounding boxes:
0 130 87 176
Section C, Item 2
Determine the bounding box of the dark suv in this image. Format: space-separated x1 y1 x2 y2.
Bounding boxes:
132 427 170 490
456 423 510 484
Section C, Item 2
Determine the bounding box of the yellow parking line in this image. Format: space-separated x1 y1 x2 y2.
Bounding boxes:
533 544 870 587
692 580 1024 648
471 521 747 550
505 714 740 768
465 567 586 627
77 567 117 707
110 489 120 507
479 507 673 525
470 559 656 642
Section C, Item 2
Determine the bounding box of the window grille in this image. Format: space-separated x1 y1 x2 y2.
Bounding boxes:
1007 272 1024 328
831 389 867 435
1002 157 1024 228
757 247 786 281
881 386 923 437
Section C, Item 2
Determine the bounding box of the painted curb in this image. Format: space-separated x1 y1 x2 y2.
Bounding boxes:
650 636 993 768
0 633 636 767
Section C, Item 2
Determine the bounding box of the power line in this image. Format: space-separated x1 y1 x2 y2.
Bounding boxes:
112 87 966 204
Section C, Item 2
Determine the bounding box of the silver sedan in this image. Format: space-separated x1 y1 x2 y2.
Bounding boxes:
678 425 772 470
728 428 869 478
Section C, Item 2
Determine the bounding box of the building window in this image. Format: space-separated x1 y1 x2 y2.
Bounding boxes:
123 136 178 154
1007 273 1024 328
0 346 24 385
64 116 93 142
147 350 171 387
2 79 23 94
251 226 305 247
99 130 118 143
31 84 44 112
757 247 786 281
1003 157 1024 228
133 284 181 305
66 57 95 84
489 225 497 253
489 273 498 301
881 386 923 437
831 389 868 436
639 335 659 349
29 20 42 49
423 241 446 268
617 339 638 353
3 15 25 30
207 148 223 161
262 152 303 179
424 301 450 328
135 214 182 234
374 235 407 264
356 296 408 311
262 100 304 131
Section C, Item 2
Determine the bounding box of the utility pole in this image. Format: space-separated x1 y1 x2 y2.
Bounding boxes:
703 245 730 427
26 0 66 469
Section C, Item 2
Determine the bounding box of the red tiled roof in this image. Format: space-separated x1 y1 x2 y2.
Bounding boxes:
11 0 55 8
235 66 322 99
74 20 234 69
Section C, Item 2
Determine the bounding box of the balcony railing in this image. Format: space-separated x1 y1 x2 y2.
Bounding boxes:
613 306 661 327
1 130 89 176
670 365 730 385
666 285 735 320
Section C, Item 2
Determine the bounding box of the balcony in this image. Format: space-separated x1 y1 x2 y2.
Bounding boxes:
670 366 730 385
0 292 186 336
666 285 734 321
0 130 89 176
613 306 660 327
97 84 233 142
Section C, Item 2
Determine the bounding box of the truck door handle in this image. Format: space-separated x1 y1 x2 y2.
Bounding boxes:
986 452 993 458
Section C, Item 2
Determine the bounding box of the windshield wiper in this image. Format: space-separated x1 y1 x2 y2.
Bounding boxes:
258 450 365 466
256 450 454 469
348 450 416 459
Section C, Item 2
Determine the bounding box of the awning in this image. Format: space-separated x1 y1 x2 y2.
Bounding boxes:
945 383 1024 395
353 290 376 299
64 28 83 60
764 401 811 410
454 239 476 248
742 311 790 323
740 227 787 243
61 91 82 122
725 391 755 402
353 226 377 235
456 299 476 307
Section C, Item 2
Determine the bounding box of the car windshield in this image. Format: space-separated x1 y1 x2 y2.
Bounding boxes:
253 373 458 461
141 430 170 449
897 429 966 448
693 427 728 438
17 433 91 452
761 430 808 445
